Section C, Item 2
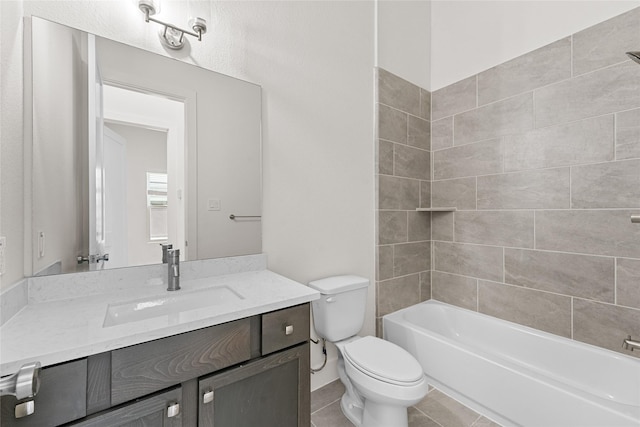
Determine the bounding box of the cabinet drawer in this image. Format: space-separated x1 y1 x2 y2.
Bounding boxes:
111 318 251 405
71 387 182 426
262 303 309 355
198 343 310 427
0 359 87 427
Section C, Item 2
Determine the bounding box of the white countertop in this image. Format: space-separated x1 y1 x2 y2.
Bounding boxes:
0 269 319 375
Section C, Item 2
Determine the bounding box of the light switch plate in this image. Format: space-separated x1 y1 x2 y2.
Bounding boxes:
208 199 221 211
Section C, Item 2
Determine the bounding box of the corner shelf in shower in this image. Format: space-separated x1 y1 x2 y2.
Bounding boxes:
415 207 457 212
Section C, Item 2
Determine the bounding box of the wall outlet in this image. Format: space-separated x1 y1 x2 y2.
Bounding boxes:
0 236 6 276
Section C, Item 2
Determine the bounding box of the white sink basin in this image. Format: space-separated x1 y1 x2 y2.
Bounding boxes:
103 286 245 327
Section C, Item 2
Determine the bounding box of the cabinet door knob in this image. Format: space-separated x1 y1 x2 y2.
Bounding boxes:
15 400 35 418
203 390 214 404
285 324 294 336
167 402 180 418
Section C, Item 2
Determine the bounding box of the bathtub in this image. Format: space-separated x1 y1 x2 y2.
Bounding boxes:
383 300 640 427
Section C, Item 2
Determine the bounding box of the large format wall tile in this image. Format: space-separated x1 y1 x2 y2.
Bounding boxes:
420 88 431 121
454 211 534 248
377 139 393 175
379 175 420 210
420 181 431 209
478 38 571 105
407 211 431 242
573 7 640 76
432 212 454 241
378 211 407 244
431 177 476 210
616 108 640 160
377 274 421 317
434 242 503 282
478 281 572 338
503 115 614 172
454 93 533 146
616 258 640 309
571 159 640 208
477 168 570 209
394 242 430 276
434 139 502 180
536 210 640 258
431 117 453 151
504 249 614 302
408 115 431 151
432 271 477 311
376 68 432 328
379 103 407 143
378 67 421 117
432 75 476 120
377 246 393 281
573 299 640 358
394 144 430 180
535 61 640 128
420 271 431 301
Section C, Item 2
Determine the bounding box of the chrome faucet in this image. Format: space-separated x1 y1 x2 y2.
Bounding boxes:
160 243 173 263
167 249 180 291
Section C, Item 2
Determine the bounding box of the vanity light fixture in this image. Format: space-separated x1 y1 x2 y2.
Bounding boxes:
138 0 207 50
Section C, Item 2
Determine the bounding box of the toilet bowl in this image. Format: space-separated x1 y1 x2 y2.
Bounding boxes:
308 275 428 427
336 336 429 427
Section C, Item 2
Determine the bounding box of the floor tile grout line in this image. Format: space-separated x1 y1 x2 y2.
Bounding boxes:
411 405 446 427
310 396 343 416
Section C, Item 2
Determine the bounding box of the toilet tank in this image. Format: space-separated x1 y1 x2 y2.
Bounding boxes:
308 275 369 342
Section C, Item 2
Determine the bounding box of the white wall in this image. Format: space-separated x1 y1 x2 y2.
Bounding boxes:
107 123 167 267
377 0 431 89
0 0 25 288
0 0 376 390
431 0 640 90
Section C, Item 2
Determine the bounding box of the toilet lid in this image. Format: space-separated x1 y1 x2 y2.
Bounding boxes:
343 336 424 385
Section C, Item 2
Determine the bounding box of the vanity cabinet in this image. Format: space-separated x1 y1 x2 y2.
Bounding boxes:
0 359 87 426
0 304 310 427
72 387 183 427
198 343 310 427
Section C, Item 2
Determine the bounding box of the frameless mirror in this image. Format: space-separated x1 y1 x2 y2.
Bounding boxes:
26 17 262 277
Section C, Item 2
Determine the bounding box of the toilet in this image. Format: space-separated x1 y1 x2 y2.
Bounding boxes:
309 275 428 427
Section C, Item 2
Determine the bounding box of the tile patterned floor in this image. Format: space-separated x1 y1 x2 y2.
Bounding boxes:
310 380 502 427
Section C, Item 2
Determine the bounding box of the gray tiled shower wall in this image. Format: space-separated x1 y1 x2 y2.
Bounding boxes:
376 68 432 335
376 6 640 358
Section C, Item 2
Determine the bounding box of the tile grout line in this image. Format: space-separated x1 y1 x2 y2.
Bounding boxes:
431 110 618 154
570 34 574 78
614 257 618 305
533 210 536 250
310 397 342 416
433 56 631 123
569 166 573 209
614 111 618 161
411 405 446 427
432 264 640 313
571 297 574 340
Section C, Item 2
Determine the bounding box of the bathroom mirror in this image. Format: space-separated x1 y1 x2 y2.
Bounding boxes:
26 17 262 277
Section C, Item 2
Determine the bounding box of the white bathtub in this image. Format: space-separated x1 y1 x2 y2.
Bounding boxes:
383 300 640 427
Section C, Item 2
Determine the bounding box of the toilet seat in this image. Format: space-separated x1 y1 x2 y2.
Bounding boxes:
343 336 424 386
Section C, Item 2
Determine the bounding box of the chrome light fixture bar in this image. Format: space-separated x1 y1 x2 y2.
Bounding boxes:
138 0 207 50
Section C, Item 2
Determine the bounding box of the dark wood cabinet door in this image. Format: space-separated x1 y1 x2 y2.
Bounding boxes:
0 359 87 427
70 387 182 427
198 343 310 427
